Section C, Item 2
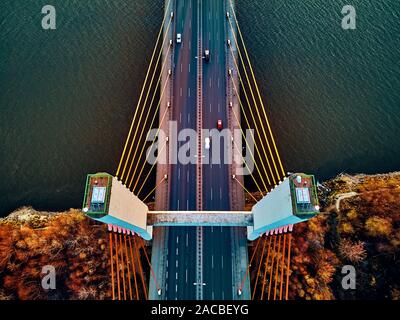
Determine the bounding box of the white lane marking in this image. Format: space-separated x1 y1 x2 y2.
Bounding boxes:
178 167 180 180
176 284 178 292
221 256 224 269
222 291 225 300
176 247 179 255
189 40 191 50
180 87 182 97
180 63 182 73
189 63 191 73
166 271 168 279
187 199 189 209
187 171 189 183
187 113 190 123
209 103 212 113
211 226 214 233
220 188 222 199
166 259 168 267
212 292 215 300
180 112 182 123
166 283 168 292
211 187 213 201
186 233 188 247
211 255 214 269
176 236 179 244
217 78 220 88
177 199 180 208
188 87 191 97
185 269 188 283
176 260 178 268
209 78 212 87
218 103 220 112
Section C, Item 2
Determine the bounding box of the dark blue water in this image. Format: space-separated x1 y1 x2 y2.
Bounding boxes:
1 0 399 216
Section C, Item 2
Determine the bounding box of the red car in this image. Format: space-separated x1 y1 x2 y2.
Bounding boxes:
217 119 223 130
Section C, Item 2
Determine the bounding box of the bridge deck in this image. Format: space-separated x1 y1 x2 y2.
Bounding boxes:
148 211 253 226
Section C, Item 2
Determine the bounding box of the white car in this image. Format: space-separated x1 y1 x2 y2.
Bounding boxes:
204 49 210 62
205 137 211 150
177 33 182 43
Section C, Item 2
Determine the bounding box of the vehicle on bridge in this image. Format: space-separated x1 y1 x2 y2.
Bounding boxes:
217 119 223 130
176 33 182 44
205 136 211 150
204 49 210 62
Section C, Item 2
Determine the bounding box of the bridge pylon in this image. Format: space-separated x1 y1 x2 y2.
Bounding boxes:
82 172 152 240
82 172 319 242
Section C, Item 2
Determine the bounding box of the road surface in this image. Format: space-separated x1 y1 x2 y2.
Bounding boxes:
165 0 234 300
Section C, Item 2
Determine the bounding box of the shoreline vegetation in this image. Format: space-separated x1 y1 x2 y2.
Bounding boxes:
247 171 400 300
0 172 399 300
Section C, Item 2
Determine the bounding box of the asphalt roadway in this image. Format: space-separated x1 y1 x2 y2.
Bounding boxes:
165 0 233 300
201 0 233 300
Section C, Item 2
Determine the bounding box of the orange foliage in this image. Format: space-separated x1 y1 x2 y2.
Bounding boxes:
0 209 111 300
365 216 393 237
339 239 367 263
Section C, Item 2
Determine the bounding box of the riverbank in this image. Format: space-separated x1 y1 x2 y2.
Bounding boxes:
249 171 400 300
1 172 399 300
